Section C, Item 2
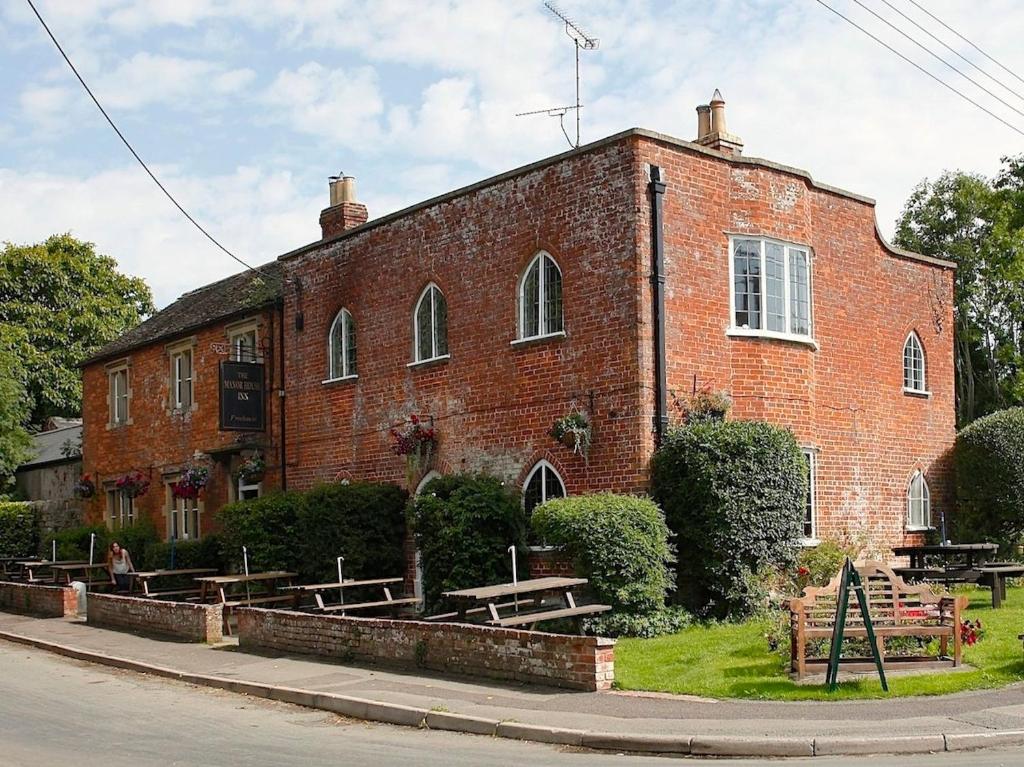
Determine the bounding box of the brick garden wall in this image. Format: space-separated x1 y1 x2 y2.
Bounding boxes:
237 608 614 691
0 581 77 618
87 593 223 643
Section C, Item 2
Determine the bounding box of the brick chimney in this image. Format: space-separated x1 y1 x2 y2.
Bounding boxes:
695 89 743 155
319 174 368 239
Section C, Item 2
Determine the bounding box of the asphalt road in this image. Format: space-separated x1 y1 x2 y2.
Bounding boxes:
2 642 1024 767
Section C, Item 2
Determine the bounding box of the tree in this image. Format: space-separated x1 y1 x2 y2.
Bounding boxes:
894 167 1024 425
0 327 33 493
0 234 154 424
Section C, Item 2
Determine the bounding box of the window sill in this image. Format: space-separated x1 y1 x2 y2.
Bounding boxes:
800 537 820 548
510 331 566 348
106 419 133 430
726 328 819 350
903 388 931 398
407 354 451 369
321 375 358 385
524 544 561 553
906 526 935 533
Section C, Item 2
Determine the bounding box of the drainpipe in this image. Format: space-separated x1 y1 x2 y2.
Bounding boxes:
649 165 669 446
277 296 287 490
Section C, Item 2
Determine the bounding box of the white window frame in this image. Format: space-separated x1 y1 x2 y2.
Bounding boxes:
907 470 932 531
230 329 258 363
325 308 357 382
801 449 818 546
903 332 929 395
515 251 565 343
168 341 196 412
727 235 817 348
522 460 567 512
237 475 262 502
167 482 202 541
410 283 450 365
106 488 134 529
107 362 131 427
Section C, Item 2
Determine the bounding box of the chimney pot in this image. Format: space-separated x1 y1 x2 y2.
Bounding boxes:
696 104 711 140
709 89 727 134
695 88 743 155
321 173 368 239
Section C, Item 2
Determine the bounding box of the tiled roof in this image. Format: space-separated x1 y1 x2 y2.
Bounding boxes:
18 422 82 469
82 262 283 366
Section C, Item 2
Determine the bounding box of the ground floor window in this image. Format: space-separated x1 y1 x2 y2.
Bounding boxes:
237 476 261 501
523 461 566 516
801 449 817 542
908 470 931 530
169 493 201 540
106 489 134 529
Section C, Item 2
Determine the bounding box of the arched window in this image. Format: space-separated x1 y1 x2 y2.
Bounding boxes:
328 309 356 379
413 284 448 363
523 460 566 516
907 470 931 529
519 252 563 340
903 332 926 393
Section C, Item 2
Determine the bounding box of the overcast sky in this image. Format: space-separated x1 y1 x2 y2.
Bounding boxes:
1 0 1022 308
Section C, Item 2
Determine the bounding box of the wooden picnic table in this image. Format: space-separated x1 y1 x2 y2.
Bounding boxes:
893 544 1021 608
49 562 113 589
195 572 298 636
893 543 998 570
12 559 87 583
132 568 218 599
282 577 416 614
440 576 610 631
0 556 39 577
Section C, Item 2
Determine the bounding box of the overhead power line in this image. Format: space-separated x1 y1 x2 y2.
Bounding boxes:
879 0 1024 104
906 0 1024 89
24 0 259 275
813 0 1024 139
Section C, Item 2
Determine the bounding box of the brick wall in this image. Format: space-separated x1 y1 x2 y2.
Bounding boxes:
80 308 281 540
237 608 614 691
87 592 223 643
0 581 77 618
527 548 575 579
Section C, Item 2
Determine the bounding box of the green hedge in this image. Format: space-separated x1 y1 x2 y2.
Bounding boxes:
46 518 159 564
142 535 224 572
0 501 39 558
531 493 674 614
411 473 527 612
650 420 806 618
217 482 408 579
955 407 1024 547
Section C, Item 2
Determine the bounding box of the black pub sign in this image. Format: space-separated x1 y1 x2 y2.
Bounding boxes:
219 361 265 431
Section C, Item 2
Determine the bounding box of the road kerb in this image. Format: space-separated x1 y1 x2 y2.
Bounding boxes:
814 734 946 755
581 732 691 754
691 735 814 757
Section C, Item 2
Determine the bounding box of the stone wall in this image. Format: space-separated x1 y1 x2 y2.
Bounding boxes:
0 581 77 618
237 608 614 691
86 592 223 643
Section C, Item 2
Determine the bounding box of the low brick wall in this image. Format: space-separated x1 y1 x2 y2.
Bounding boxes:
87 593 223 643
527 548 576 579
237 608 614 691
0 581 78 618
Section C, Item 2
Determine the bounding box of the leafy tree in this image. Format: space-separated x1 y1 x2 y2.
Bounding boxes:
0 328 32 492
0 234 154 424
894 167 1024 425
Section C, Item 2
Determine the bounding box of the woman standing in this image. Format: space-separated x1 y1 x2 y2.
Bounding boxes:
107 541 135 593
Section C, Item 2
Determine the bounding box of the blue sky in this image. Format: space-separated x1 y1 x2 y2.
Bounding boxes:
1 0 1022 307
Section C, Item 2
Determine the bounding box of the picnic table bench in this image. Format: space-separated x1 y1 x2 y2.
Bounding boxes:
0 556 39 579
282 577 417 615
787 561 966 679
12 559 87 583
132 568 218 599
441 577 611 633
49 562 113 590
195 572 297 636
892 543 1024 608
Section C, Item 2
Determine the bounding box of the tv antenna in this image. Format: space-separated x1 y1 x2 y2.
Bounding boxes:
517 2 599 148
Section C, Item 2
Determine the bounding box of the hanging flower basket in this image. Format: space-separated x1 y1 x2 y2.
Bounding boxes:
390 414 437 488
115 470 150 499
236 452 265 484
173 463 209 499
74 474 95 499
549 410 591 457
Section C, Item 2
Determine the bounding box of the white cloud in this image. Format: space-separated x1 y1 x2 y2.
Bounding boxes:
18 85 74 128
91 53 254 110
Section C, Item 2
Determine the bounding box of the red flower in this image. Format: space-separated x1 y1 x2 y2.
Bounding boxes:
797 566 809 577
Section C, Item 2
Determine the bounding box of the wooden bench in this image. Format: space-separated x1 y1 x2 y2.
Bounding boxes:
143 588 203 600
787 561 967 679
316 596 420 615
487 603 611 631
423 598 540 622
222 594 296 608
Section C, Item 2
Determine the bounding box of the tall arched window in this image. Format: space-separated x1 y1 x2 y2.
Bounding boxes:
903 332 926 393
519 252 563 340
328 309 356 379
523 460 566 516
907 470 931 529
413 284 448 363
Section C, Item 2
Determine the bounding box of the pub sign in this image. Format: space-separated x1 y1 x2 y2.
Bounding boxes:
219 361 265 431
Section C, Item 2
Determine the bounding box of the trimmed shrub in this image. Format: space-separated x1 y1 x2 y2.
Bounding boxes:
650 420 807 618
108 516 160 566
955 407 1024 547
142 535 224 572
296 482 407 583
49 523 109 561
411 473 527 612
0 501 39 557
218 491 305 573
584 606 692 639
531 493 674 614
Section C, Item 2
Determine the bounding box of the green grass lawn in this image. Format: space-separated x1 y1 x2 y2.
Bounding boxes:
614 585 1024 700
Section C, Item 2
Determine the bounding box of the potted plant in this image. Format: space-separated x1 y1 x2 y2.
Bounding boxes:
115 469 150 499
73 474 95 499
236 452 265 484
390 414 437 487
173 463 209 499
549 411 591 457
676 386 732 424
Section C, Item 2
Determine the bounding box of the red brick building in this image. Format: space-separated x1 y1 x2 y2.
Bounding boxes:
81 93 955 561
80 265 284 540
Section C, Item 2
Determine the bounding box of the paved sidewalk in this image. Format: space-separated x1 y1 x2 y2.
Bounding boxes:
3 612 1024 757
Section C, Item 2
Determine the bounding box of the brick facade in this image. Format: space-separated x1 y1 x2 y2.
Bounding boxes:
87 592 223 643
0 581 78 618
237 607 614 690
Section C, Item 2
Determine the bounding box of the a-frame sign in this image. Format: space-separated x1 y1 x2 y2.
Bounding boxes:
826 558 889 692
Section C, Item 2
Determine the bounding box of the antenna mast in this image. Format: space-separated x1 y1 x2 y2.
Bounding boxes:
544 2 599 147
